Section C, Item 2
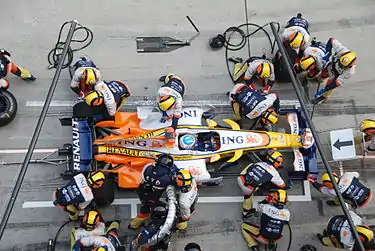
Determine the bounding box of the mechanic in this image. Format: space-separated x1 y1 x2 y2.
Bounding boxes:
70 56 101 97
130 186 177 251
308 171 372 209
178 133 220 152
72 220 123 251
241 189 290 251
282 13 310 58
157 73 185 131
228 83 280 126
237 151 289 218
313 38 357 104
184 243 202 251
175 169 199 231
0 48 36 89
53 171 106 220
296 38 327 80
70 210 105 250
72 80 131 123
129 154 178 230
228 56 276 93
317 210 375 250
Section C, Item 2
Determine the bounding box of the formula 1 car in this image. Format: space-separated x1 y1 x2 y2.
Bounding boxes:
58 105 317 194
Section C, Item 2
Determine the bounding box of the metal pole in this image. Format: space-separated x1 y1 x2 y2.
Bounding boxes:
244 0 251 58
0 20 78 241
269 22 366 251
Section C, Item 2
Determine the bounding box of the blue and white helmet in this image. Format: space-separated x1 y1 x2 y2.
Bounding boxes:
179 134 197 149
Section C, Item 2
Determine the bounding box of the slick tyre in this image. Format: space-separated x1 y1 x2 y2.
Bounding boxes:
92 175 115 206
0 90 17 127
273 47 298 83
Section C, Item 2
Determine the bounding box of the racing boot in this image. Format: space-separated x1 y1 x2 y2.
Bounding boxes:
176 221 188 231
18 67 36 81
228 57 243 64
128 213 150 230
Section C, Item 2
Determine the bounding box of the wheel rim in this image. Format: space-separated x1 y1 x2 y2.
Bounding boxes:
0 93 9 114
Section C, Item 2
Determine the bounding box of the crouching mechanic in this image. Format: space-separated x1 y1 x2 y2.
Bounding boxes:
70 210 105 250
157 73 185 131
228 56 276 93
241 189 290 251
53 172 106 220
359 119 375 152
317 210 375 250
0 48 36 89
175 169 199 231
313 38 357 104
70 56 101 98
129 154 178 229
73 80 131 123
130 186 177 251
228 83 280 127
308 171 372 209
237 151 288 218
282 13 310 59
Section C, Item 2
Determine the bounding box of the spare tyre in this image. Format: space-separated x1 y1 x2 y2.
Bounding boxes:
273 46 298 83
92 174 115 207
0 90 18 127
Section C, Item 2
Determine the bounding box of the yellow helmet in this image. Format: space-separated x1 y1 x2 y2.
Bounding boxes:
85 90 104 106
339 51 357 68
176 169 193 192
87 171 106 189
82 68 98 85
300 56 316 71
360 119 375 135
289 32 305 49
82 210 102 230
256 62 271 79
356 224 374 243
321 172 339 189
261 108 278 125
158 95 176 111
266 151 283 168
92 248 106 251
268 189 288 207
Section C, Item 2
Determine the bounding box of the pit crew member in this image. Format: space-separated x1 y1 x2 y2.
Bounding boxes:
0 48 36 89
72 221 122 251
178 133 220 152
228 83 280 125
237 151 288 218
317 210 375 250
70 210 105 250
129 154 178 229
130 187 177 251
53 172 105 220
175 169 199 231
157 73 185 131
308 172 372 209
228 56 276 93
70 56 101 97
241 189 290 251
359 119 375 151
72 80 131 122
282 13 310 57
313 38 357 104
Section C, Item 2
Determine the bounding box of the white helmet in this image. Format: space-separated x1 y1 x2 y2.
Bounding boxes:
179 134 197 149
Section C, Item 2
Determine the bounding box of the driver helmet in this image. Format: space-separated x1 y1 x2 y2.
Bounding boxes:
158 95 176 111
176 169 193 193
184 243 202 251
85 90 104 107
82 210 103 230
82 68 98 85
256 62 271 80
155 153 175 170
87 171 106 189
179 134 197 150
267 189 288 208
266 151 283 168
289 32 305 49
300 55 316 71
338 51 357 69
356 224 374 243
261 108 278 125
321 172 339 189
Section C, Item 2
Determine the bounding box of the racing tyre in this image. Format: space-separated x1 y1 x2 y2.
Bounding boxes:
92 175 115 206
0 90 17 127
273 46 298 83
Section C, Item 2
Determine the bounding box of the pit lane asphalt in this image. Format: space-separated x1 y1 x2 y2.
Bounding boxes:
1 0 375 250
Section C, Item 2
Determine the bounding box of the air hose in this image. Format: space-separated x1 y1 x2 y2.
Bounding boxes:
47 219 73 251
47 21 94 69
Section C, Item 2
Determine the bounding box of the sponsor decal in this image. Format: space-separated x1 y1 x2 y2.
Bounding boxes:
221 136 244 145
293 150 305 171
278 135 285 144
188 166 203 176
287 113 299 135
181 110 198 118
72 119 80 171
106 147 156 158
245 133 262 144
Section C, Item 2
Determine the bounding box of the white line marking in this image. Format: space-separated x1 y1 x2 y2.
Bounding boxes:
26 100 300 107
0 148 58 154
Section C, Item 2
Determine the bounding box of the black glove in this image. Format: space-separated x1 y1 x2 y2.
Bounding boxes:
0 49 11 57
